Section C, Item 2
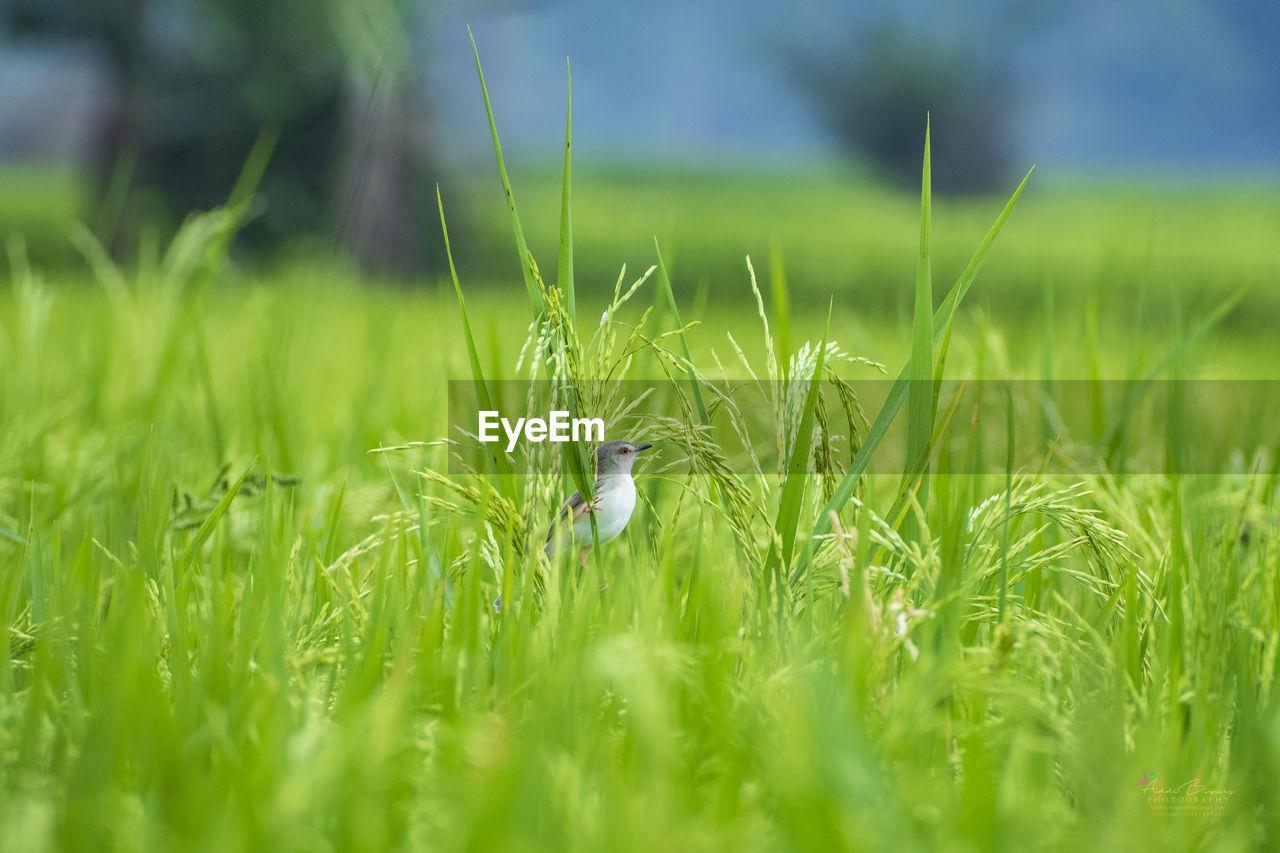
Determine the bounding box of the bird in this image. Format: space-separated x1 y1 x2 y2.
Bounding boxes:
545 440 652 566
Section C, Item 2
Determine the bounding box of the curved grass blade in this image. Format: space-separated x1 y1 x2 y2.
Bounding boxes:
999 382 1014 623
177 465 251 569
769 243 792 380
469 27 543 315
904 119 934 537
559 59 576 327
552 60 597 529
790 166 1034 585
1101 283 1248 461
438 185 516 499
882 379 967 538
654 239 708 424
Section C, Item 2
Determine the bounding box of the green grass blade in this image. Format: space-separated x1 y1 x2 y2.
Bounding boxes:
178 466 251 569
437 185 516 498
791 166 1033 584
1165 300 1188 710
191 314 226 467
197 129 277 272
1041 276 1055 448
1101 283 1248 456
932 167 1034 340
880 379 967 540
93 146 136 247
905 119 934 536
469 27 543 315
322 480 347 566
769 243 792 380
558 60 576 327
437 186 493 412
654 239 708 424
1086 288 1105 439
998 383 1014 624
227 129 277 212
551 61 596 519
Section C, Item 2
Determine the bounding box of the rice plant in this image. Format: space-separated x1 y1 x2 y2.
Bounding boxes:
0 40 1276 853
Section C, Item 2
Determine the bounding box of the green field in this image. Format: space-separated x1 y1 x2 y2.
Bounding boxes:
3 109 1280 852
451 165 1280 331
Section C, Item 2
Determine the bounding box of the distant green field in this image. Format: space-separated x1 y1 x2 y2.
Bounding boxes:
3 101 1280 852
452 166 1280 325
5 156 1278 325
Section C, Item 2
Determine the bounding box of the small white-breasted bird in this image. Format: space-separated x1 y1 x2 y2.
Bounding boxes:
545 440 652 565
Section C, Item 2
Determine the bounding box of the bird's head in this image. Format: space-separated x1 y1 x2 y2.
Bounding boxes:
596 440 652 475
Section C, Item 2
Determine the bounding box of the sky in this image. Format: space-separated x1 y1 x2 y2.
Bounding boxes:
421 0 1280 175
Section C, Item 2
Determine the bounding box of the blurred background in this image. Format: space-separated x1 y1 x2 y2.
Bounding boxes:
1 0 1278 319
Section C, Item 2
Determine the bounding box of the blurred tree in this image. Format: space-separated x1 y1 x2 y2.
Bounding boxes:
329 0 427 273
785 17 1016 192
4 0 435 272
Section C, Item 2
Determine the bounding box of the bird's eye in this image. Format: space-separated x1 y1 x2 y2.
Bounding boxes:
620 448 630 454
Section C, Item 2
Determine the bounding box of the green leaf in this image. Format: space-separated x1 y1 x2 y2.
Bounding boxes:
1101 283 1248 461
553 60 596 526
791 165 1034 585
322 480 347 566
178 466 251 569
558 60 576 328
469 28 543 316
769 243 792 380
904 119 934 535
882 379 967 538
654 239 708 424
999 383 1014 623
437 185 516 498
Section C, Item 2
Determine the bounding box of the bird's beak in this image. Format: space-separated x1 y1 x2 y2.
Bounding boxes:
635 444 653 452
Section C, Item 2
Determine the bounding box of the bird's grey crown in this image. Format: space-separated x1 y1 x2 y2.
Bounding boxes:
595 440 651 476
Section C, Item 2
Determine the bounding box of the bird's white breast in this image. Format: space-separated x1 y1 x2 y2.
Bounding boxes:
572 474 636 545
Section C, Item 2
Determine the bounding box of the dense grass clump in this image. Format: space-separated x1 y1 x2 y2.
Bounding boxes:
3 49 1280 852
